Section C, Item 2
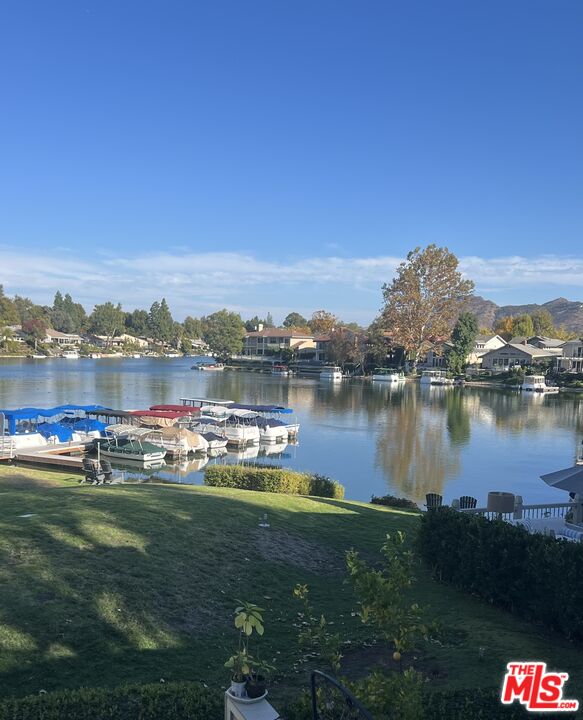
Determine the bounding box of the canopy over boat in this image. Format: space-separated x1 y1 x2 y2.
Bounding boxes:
149 405 201 413
0 405 111 434
229 403 293 414
129 410 190 418
157 426 207 451
129 410 191 428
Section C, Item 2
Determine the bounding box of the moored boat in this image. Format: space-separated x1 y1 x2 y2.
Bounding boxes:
372 368 406 383
520 375 560 394
62 349 80 359
320 366 343 381
272 364 290 376
420 370 454 386
95 427 167 463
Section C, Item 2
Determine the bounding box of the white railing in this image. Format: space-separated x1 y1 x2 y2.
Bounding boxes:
459 502 574 522
0 437 15 459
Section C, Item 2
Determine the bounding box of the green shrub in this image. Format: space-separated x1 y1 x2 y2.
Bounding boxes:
204 465 344 499
425 688 528 719
416 508 583 641
370 494 420 511
0 681 221 720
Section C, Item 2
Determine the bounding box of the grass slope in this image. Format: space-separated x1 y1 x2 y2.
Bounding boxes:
1 465 582 705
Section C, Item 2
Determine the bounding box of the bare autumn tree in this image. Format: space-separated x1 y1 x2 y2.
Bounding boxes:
380 245 474 370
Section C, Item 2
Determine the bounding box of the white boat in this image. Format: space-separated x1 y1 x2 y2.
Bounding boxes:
89 353 101 359
132 353 141 359
164 352 182 358
198 407 260 446
372 368 406 383
272 364 290 376
521 375 560 394
420 370 454 386
31 354 46 359
320 366 343 381
62 349 80 359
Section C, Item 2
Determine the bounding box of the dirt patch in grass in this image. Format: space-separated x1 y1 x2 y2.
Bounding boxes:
253 528 344 576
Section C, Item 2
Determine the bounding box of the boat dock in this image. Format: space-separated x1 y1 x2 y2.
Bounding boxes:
0 442 89 471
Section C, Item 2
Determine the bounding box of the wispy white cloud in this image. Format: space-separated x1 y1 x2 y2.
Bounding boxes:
1 248 582 321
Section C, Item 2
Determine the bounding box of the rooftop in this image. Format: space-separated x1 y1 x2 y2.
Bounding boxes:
245 328 314 338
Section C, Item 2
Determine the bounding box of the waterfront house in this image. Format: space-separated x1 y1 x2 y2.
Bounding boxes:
555 339 583 373
510 335 566 350
92 333 149 349
44 329 82 346
0 325 27 344
242 328 315 357
424 334 507 368
481 343 562 371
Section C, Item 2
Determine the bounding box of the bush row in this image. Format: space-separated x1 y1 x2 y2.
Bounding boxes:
416 507 583 641
204 465 345 499
425 688 528 719
370 494 420 511
0 682 222 720
284 687 528 720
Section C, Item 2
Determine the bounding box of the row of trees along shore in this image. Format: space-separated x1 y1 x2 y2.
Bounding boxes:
1 245 578 365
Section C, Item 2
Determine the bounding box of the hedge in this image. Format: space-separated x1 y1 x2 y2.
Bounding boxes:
284 687 529 719
0 682 221 720
416 507 583 641
204 465 345 499
370 494 420 511
425 688 529 719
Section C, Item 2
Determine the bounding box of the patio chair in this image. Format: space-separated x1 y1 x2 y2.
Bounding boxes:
425 493 443 509
81 457 105 484
459 495 477 509
99 459 113 483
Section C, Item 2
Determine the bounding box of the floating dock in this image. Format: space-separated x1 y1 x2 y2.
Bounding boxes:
1 442 90 471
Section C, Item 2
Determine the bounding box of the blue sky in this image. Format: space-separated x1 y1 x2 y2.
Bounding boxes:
1 0 582 323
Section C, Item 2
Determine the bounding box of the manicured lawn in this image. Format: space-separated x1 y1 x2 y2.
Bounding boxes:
1 464 582 706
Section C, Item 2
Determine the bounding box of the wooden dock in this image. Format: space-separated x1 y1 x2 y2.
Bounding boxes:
9 443 90 471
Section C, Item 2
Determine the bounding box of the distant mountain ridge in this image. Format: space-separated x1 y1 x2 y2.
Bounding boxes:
464 296 583 334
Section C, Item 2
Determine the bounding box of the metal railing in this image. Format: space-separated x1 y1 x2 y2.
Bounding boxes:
311 671 373 720
0 437 14 460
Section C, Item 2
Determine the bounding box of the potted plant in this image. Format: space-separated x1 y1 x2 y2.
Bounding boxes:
246 658 276 699
225 601 266 699
225 650 253 698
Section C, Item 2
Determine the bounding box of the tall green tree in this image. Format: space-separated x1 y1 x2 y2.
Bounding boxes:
148 298 175 344
89 302 125 348
183 316 203 339
446 312 479 375
202 309 245 359
531 309 555 336
264 312 275 328
512 313 534 338
0 286 19 326
283 312 308 328
125 309 150 337
380 245 474 370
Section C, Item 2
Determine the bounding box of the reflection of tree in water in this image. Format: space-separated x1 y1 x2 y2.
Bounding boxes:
375 387 461 502
445 391 471 446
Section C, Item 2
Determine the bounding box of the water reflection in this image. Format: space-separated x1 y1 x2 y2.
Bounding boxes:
375 386 461 502
1 357 583 503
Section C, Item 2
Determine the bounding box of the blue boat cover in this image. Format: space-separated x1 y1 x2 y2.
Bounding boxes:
37 422 75 442
0 405 111 434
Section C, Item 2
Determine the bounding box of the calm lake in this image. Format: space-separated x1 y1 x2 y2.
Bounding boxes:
1 357 582 505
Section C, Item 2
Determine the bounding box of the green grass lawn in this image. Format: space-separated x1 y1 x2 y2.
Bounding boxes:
1 464 583 707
